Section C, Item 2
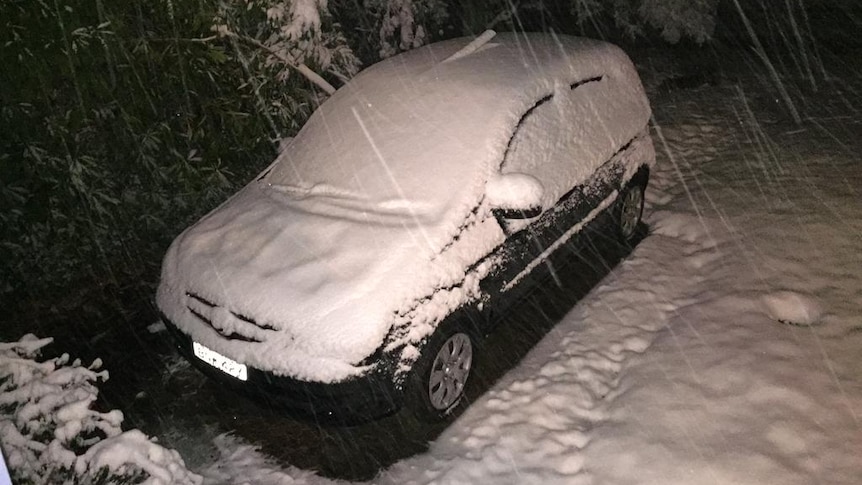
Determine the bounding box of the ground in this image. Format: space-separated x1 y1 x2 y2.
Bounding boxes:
5 42 861 484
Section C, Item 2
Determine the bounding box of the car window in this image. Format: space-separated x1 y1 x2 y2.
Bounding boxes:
501 77 610 213
261 61 508 218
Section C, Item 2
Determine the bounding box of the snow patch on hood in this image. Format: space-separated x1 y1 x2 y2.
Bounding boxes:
157 179 490 382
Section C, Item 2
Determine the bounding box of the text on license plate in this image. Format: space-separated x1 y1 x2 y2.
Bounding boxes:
192 341 248 381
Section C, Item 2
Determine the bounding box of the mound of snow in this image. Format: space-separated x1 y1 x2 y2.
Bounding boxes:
761 290 824 326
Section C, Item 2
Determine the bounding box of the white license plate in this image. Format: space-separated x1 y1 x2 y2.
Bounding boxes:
192 341 248 381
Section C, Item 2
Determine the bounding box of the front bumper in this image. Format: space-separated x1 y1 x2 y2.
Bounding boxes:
161 314 403 422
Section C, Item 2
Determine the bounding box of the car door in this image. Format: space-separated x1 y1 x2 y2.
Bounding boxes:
481 75 625 308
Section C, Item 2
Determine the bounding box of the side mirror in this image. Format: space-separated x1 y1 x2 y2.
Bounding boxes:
486 172 544 220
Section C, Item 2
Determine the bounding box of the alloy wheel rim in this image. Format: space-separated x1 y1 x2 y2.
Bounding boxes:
428 333 473 411
620 188 643 238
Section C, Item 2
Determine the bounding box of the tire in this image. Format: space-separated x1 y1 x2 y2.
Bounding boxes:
405 317 477 421
615 178 646 241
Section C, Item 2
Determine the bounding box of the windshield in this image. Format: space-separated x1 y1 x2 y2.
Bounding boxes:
265 87 490 216
263 39 528 218
266 93 455 210
264 34 589 219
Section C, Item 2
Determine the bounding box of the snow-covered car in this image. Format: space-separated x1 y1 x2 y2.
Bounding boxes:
156 31 655 421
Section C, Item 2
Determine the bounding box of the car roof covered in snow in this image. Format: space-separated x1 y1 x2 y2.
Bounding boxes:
266 32 636 214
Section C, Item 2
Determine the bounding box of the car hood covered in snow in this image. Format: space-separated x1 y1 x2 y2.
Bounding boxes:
157 33 649 382
157 181 469 382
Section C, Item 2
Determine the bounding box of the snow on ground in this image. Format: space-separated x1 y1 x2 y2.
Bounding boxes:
583 96 862 485
191 60 862 484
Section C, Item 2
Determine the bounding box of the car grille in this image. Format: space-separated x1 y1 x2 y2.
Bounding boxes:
185 292 275 342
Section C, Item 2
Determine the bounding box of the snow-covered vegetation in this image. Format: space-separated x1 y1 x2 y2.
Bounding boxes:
0 336 200 485
571 0 719 42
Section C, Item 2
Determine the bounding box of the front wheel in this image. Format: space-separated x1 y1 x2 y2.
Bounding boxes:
405 319 476 421
615 181 645 241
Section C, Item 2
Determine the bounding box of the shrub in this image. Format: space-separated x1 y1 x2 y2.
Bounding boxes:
0 334 201 485
0 1 297 323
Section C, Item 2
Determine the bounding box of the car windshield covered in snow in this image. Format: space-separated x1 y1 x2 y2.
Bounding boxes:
263 55 499 216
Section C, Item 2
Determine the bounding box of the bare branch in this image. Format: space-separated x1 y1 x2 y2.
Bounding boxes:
222 31 336 95
159 31 338 95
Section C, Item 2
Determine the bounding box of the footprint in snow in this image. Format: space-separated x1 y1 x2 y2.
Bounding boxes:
761 290 823 326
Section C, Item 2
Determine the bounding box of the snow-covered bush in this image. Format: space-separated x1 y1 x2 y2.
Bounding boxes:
0 0 276 327
369 0 448 58
213 0 361 89
572 0 719 43
635 0 718 43
0 335 200 485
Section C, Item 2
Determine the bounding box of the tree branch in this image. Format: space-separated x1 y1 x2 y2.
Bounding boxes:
155 32 338 95
223 31 336 95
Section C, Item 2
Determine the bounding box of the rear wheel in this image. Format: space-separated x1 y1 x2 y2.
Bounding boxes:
406 318 476 421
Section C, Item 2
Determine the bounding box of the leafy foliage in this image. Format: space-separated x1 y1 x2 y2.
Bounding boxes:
635 0 719 43
570 0 719 43
0 1 288 322
0 335 199 484
212 0 361 92
367 0 449 58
